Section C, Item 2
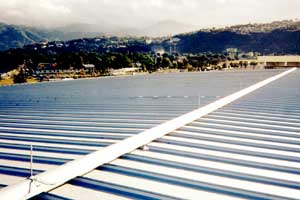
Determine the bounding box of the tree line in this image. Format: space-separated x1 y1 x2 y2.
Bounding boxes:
0 48 239 74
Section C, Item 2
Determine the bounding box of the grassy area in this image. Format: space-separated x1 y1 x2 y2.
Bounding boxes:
0 78 38 86
0 79 14 86
26 78 38 84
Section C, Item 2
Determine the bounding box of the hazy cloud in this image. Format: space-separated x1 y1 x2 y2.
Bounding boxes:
0 0 299 28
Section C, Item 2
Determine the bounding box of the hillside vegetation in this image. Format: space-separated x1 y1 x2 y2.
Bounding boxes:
0 23 102 51
174 20 300 54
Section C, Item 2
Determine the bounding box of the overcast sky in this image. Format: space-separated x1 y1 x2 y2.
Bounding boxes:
0 0 299 28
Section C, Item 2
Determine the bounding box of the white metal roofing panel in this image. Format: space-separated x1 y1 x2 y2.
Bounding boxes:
0 68 299 200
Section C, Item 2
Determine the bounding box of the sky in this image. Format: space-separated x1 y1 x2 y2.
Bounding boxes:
0 0 299 29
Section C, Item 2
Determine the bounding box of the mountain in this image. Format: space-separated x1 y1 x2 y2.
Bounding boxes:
172 20 300 54
224 20 300 34
0 23 46 51
140 20 197 37
0 23 105 51
0 20 197 51
1 20 300 54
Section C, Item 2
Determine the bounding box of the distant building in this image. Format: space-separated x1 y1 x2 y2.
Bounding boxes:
257 56 300 68
226 48 238 59
35 63 78 76
83 64 95 73
110 67 141 76
145 39 153 44
56 43 64 48
36 63 56 74
226 48 238 53
168 37 180 55
37 63 53 70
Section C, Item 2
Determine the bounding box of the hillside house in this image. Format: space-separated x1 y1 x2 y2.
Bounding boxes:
83 64 95 73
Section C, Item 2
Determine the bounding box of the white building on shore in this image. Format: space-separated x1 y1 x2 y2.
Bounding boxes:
257 56 300 68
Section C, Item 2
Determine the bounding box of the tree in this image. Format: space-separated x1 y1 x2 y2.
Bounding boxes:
57 53 83 69
93 56 106 73
198 55 209 71
101 54 114 70
161 57 172 68
139 54 155 72
162 53 169 58
112 54 133 69
239 61 244 68
230 62 239 68
177 58 188 69
156 56 162 68
250 61 258 69
13 71 26 84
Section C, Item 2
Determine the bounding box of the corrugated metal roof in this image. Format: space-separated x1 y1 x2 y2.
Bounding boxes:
0 69 299 200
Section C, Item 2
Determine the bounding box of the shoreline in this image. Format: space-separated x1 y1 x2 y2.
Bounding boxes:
0 67 286 87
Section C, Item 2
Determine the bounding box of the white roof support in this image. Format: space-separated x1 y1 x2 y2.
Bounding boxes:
0 68 296 200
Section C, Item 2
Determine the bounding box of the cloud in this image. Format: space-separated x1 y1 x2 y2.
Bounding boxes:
0 0 73 26
0 0 299 28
